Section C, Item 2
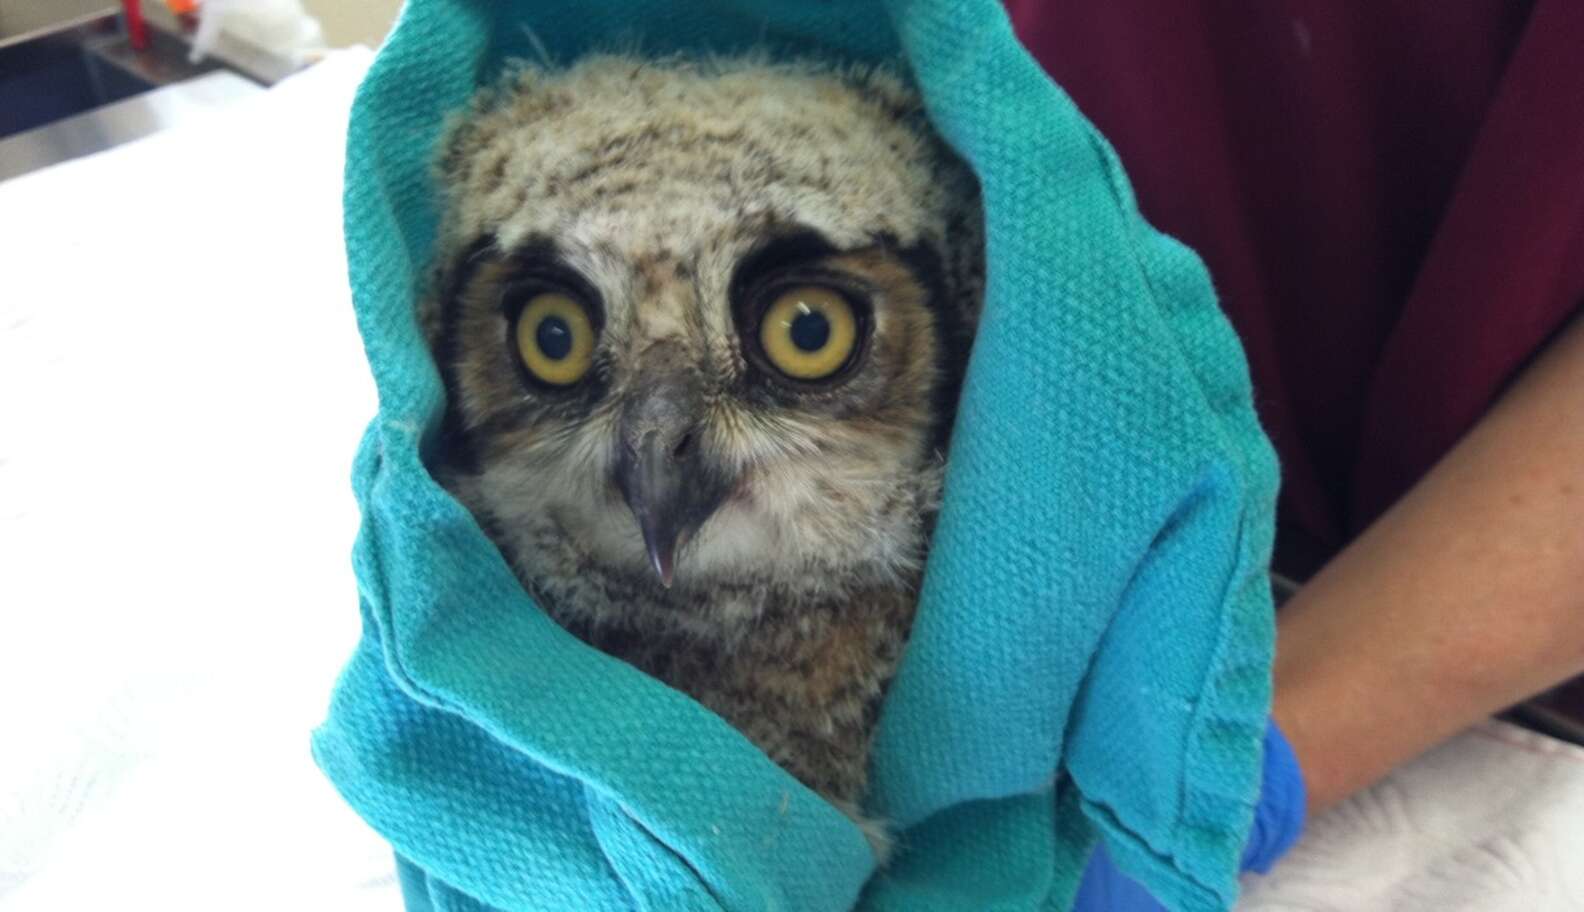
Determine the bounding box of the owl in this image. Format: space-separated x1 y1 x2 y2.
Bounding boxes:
424 54 983 845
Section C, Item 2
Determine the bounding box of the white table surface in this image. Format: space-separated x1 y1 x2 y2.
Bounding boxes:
0 48 395 911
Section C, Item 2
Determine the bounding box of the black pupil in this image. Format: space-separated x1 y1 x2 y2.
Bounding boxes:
789 309 831 352
536 315 573 360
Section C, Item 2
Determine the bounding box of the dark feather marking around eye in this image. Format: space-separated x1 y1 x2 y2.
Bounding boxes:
728 230 965 436
502 236 563 274
492 238 610 405
882 235 973 455
432 234 611 475
727 228 841 305
496 238 606 328
726 228 862 401
433 234 502 474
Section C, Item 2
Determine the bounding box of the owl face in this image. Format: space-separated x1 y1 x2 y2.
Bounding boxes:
429 57 982 634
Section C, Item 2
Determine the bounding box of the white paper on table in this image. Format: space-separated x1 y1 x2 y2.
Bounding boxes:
1240 719 1584 910
0 48 396 912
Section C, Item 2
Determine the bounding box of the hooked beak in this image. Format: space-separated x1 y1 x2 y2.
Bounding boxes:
613 376 727 587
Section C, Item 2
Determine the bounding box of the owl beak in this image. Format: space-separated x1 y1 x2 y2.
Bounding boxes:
614 416 726 588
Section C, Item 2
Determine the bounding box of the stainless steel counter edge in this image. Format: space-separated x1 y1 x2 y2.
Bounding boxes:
0 69 264 183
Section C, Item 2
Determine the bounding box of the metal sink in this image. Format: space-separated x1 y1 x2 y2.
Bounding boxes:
1 12 139 139
0 10 221 139
0 7 268 182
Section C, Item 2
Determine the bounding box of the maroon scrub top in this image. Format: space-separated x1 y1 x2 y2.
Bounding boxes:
1005 0 1584 578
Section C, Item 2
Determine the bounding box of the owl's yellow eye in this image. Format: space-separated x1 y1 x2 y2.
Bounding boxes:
757 285 860 381
514 292 596 387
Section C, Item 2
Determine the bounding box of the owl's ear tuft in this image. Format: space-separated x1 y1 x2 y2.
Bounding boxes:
431 66 566 288
811 61 924 131
939 168 986 332
434 88 492 194
433 64 563 199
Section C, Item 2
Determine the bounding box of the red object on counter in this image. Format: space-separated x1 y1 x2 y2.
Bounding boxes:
123 0 149 50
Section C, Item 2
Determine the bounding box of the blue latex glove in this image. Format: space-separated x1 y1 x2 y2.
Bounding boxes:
1073 720 1306 910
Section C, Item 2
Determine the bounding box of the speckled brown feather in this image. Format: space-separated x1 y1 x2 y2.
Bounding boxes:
423 55 983 845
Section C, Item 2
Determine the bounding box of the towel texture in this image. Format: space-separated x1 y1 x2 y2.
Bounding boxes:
311 2 1280 910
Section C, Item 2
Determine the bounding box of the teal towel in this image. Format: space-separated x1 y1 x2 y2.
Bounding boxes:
311 1 1280 910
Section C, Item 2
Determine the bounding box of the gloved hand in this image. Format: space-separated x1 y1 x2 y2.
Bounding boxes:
1072 720 1306 910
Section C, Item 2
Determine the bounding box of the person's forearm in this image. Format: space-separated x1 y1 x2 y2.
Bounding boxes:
1273 314 1584 814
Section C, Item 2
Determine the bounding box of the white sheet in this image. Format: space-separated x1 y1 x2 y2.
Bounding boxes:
2 46 1581 912
0 50 395 911
1240 719 1584 910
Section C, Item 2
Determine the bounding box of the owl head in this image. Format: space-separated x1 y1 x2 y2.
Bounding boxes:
426 55 983 634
